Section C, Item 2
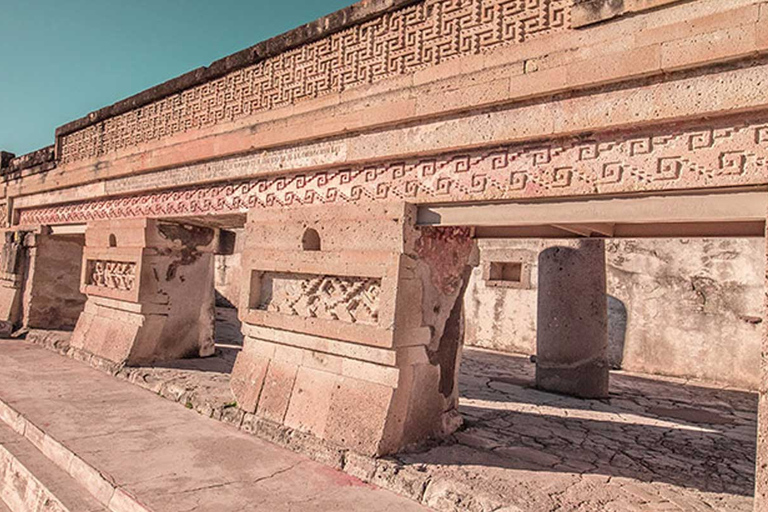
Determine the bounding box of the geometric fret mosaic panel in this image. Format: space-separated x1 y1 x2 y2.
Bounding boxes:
20 115 768 226
59 0 571 164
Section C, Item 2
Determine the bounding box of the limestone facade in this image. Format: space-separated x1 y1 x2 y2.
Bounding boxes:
1 0 768 507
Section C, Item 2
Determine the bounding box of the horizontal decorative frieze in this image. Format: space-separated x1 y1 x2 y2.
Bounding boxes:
18 115 768 226
59 0 571 164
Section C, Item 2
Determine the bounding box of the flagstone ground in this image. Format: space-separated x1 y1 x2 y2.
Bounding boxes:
22 308 754 511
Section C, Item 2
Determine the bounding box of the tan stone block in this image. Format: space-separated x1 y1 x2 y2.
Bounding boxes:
240 335 277 359
230 350 270 413
661 25 757 72
326 376 395 456
284 366 338 437
758 5 768 51
394 278 423 330
396 346 430 367
412 53 484 87
567 45 662 89
398 363 447 447
394 327 433 347
415 78 511 118
241 323 397 366
341 358 400 388
339 73 413 104
302 350 344 374
273 343 305 365
256 360 298 423
637 3 760 47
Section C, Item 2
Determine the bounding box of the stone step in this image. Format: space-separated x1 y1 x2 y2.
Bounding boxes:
0 340 426 512
0 422 108 512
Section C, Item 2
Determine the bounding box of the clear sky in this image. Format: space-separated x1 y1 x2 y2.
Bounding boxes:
0 0 357 156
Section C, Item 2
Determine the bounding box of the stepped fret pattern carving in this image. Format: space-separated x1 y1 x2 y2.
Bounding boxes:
87 260 137 291
257 273 381 325
59 0 571 164
19 117 768 226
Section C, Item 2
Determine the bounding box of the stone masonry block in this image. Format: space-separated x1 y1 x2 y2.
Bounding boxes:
256 360 299 424
230 349 270 413
325 376 396 456
284 366 339 437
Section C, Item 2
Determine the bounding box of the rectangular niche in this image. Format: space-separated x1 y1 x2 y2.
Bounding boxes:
248 271 382 325
484 260 531 289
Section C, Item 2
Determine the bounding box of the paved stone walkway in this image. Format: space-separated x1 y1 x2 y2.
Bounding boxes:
0 339 427 512
421 349 756 511
21 314 759 511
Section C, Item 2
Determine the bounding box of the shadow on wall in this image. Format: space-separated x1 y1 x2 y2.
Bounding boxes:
607 295 627 370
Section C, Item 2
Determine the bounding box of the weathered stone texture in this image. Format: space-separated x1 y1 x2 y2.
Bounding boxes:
70 219 217 366
22 233 87 331
536 239 609 398
19 113 768 226
230 203 475 455
466 238 765 389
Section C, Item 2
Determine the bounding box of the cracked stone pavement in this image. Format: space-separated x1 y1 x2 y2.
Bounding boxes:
19 310 759 511
402 348 756 511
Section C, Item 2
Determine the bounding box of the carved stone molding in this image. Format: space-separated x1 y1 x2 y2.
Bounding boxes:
253 272 382 326
19 115 768 226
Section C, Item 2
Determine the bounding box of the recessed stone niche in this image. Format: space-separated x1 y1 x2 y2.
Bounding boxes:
483 252 532 289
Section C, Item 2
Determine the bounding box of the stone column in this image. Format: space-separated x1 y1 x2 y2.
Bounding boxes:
21 230 87 331
536 239 609 398
70 219 216 367
230 203 475 456
0 231 25 336
754 230 768 512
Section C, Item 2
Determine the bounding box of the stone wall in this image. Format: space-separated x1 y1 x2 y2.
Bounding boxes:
214 229 244 308
464 238 765 390
22 234 87 331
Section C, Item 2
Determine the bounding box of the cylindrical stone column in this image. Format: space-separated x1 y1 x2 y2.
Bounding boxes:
536 239 609 398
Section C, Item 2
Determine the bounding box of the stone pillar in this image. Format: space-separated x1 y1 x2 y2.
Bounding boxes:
230 203 475 456
754 229 768 512
21 230 87 331
0 231 25 335
70 219 216 366
536 239 609 398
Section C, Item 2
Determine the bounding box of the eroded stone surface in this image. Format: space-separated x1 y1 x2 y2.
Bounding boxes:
39 319 754 512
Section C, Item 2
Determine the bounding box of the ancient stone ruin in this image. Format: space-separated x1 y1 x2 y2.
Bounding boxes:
1 0 768 510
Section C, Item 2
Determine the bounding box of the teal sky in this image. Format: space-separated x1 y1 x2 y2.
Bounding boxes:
0 0 356 156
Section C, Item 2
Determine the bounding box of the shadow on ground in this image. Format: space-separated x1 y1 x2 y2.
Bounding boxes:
399 348 756 505
132 315 756 511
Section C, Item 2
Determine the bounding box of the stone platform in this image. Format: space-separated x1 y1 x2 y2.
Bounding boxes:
0 339 427 512
21 325 756 511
